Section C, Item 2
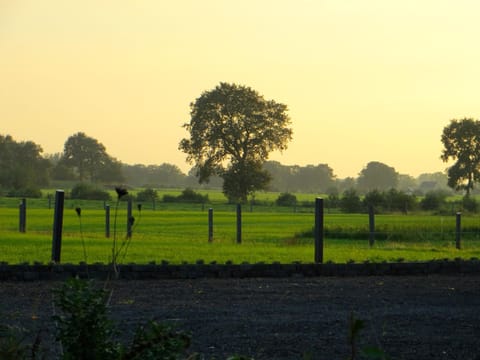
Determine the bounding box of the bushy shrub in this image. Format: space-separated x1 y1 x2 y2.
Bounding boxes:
362 189 384 210
363 189 417 213
275 192 297 206
53 278 192 360
340 189 363 213
136 188 158 202
53 278 119 359
383 188 417 213
326 192 340 209
124 321 191 360
163 188 208 203
6 187 42 198
70 183 111 201
162 194 177 203
420 190 448 211
462 196 478 213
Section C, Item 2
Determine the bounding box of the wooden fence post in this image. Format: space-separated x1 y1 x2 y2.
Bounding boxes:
19 198 26 233
368 205 375 247
105 204 110 238
208 208 213 242
236 204 242 244
314 198 324 263
51 190 65 263
127 198 133 239
456 212 461 250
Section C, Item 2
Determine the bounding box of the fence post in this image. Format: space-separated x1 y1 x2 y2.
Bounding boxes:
127 198 133 239
314 198 324 263
456 212 461 250
19 198 26 233
51 190 65 263
208 208 213 242
236 204 242 244
105 204 110 238
368 205 375 247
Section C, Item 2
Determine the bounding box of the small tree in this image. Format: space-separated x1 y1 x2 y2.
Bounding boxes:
340 189 362 213
420 190 448 211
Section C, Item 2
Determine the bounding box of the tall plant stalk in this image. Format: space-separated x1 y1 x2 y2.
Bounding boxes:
110 187 128 280
75 207 89 278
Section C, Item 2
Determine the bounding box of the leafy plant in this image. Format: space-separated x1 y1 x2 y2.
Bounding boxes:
52 278 119 359
348 312 389 360
120 320 191 360
52 278 196 360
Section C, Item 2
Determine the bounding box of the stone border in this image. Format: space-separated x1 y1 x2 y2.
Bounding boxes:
0 259 479 281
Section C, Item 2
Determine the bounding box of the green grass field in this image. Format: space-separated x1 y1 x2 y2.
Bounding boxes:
1 198 480 264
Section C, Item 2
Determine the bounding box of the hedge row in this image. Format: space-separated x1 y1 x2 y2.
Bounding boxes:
0 259 479 281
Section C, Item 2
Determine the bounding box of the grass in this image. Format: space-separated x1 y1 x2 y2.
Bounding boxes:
1 202 480 264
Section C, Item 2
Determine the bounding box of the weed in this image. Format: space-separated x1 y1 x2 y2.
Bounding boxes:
348 312 389 360
52 278 196 360
120 320 191 360
52 278 119 359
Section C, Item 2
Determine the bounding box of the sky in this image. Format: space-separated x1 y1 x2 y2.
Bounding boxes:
1 1 480 179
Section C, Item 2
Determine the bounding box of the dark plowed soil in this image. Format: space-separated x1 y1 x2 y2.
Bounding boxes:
1 275 480 359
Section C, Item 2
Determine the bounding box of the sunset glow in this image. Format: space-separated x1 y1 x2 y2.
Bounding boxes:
1 1 479 178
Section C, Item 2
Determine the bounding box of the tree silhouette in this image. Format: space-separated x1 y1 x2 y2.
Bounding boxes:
441 118 480 196
179 82 292 202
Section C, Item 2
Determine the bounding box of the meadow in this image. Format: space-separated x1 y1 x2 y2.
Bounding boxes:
1 192 480 265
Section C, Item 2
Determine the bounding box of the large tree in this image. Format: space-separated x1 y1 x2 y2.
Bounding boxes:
357 161 398 193
292 164 336 193
60 132 124 183
179 82 293 202
441 118 480 196
0 134 50 193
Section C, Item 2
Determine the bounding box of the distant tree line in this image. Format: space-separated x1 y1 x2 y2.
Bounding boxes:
0 128 467 202
0 134 50 197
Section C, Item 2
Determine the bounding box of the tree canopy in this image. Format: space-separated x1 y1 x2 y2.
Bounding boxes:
122 163 187 188
263 161 336 193
179 82 293 202
356 161 398 193
59 132 124 183
0 134 50 195
441 118 480 196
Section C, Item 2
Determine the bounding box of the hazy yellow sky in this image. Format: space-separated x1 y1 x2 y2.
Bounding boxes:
1 0 479 178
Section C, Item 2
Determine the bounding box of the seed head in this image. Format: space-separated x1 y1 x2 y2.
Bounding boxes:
115 186 128 199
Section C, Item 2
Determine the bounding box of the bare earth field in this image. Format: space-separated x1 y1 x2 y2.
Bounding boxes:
1 275 479 359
